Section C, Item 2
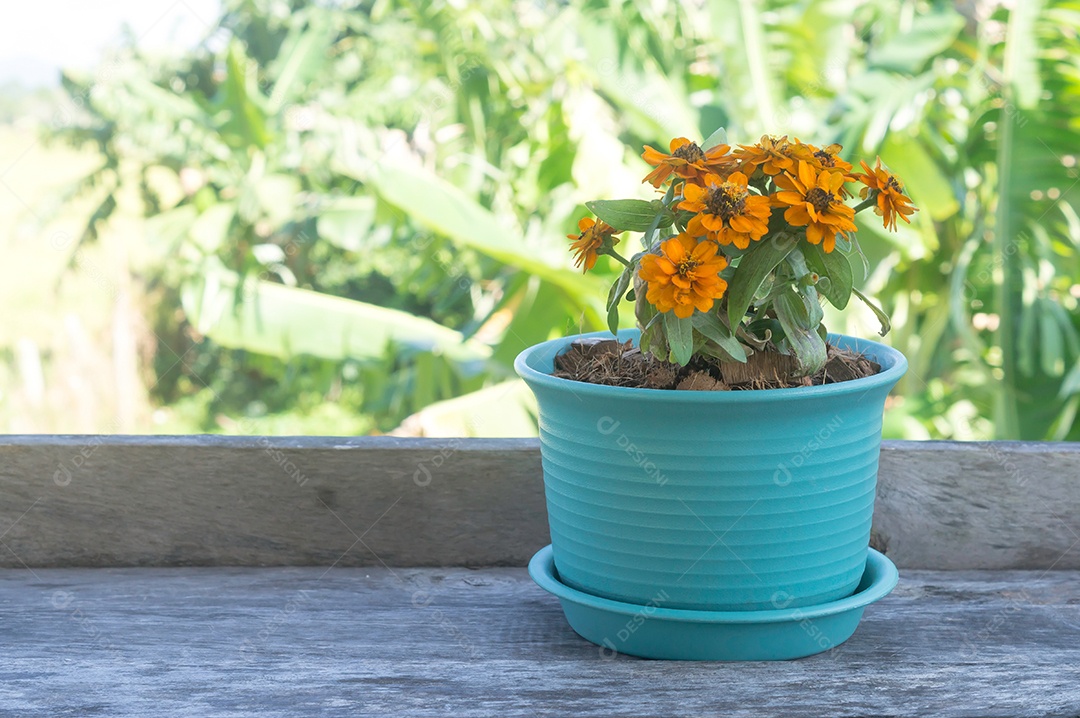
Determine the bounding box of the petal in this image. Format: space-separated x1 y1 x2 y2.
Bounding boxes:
673 302 695 319
643 165 672 187
785 205 811 226
654 257 677 275
682 183 705 202
686 215 707 237
642 146 669 165
662 236 687 262
691 292 714 313
691 240 717 262
670 137 691 152
676 233 698 255
729 215 754 233
701 172 724 188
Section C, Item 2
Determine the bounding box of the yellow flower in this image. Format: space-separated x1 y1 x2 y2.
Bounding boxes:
678 172 772 250
567 217 618 272
637 233 729 318
772 161 857 253
733 135 813 176
854 157 919 231
641 137 735 188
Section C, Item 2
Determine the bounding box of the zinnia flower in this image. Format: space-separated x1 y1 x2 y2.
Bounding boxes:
567 217 618 272
772 161 857 253
641 137 734 188
733 135 813 176
804 142 854 174
800 141 855 196
678 172 772 250
854 158 918 231
637 233 729 318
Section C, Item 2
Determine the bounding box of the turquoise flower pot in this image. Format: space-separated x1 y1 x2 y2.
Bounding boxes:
515 330 906 612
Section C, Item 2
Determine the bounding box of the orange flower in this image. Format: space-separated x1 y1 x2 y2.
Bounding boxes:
678 172 772 250
641 137 735 188
800 141 855 197
854 158 918 231
803 142 854 174
637 233 729 318
567 217 618 272
733 135 813 176
772 161 856 253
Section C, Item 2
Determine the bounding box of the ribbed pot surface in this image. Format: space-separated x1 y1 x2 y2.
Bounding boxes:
516 330 906 611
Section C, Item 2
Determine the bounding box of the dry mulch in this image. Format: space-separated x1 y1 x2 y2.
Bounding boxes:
553 338 880 391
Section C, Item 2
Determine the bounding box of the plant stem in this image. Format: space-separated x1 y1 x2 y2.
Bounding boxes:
990 3 1036 439
852 195 878 214
604 249 633 268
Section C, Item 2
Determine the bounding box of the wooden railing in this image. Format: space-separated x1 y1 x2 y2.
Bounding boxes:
2 437 1077 569
1 437 1078 716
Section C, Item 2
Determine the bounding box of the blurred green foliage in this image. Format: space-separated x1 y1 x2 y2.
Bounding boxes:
52 0 1080 439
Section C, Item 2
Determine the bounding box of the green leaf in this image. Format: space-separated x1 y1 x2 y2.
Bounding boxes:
867 10 966 73
802 243 854 309
181 265 492 368
606 266 634 335
365 163 602 312
316 196 378 252
663 312 693 366
852 287 892 337
190 202 237 254
394 380 537 438
586 199 668 232
727 233 799 328
267 19 335 113
691 311 747 363
640 309 665 358
774 290 827 375
702 126 728 151
880 135 960 222
1004 0 1044 109
221 41 271 150
1039 298 1065 377
641 203 669 248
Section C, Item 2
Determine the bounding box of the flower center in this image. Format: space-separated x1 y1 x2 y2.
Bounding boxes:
705 183 747 220
672 142 705 163
805 187 835 214
886 176 904 193
675 257 699 277
813 150 835 167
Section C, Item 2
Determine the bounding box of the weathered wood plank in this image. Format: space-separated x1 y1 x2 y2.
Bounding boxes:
875 441 1080 570
0 437 1078 569
0 566 1077 717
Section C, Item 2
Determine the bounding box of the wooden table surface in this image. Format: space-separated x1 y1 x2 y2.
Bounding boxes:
1 566 1078 717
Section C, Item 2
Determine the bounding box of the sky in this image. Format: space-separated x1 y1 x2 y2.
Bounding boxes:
0 0 221 87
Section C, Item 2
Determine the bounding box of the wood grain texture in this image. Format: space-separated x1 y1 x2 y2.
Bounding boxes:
875 441 1080 570
0 437 1078 569
0 566 1077 717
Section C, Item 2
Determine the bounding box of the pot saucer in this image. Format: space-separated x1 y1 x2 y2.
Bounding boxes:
528 545 898 661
